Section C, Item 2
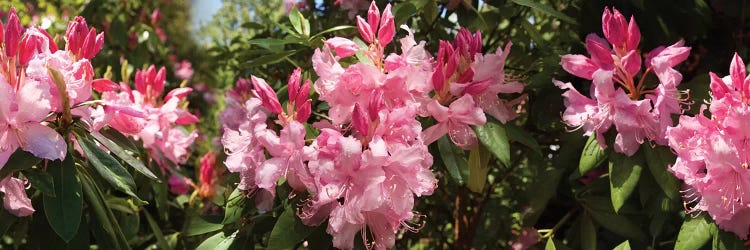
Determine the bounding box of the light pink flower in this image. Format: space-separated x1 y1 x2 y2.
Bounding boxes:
173 60 194 80
423 95 486 149
0 176 34 217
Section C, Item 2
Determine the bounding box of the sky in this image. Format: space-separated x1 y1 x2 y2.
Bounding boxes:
190 0 223 31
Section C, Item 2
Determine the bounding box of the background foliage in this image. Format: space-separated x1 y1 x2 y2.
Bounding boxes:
3 0 750 249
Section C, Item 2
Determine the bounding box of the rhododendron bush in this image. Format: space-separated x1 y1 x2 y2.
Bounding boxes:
2 0 750 249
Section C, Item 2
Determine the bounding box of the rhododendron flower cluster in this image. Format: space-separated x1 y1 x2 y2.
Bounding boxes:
555 7 691 156
92 65 199 170
666 53 750 239
220 1 524 249
0 8 112 217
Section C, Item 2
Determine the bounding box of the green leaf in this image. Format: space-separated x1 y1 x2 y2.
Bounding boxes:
545 237 556 250
675 215 713 250
581 196 648 242
579 135 606 175
0 208 17 237
475 120 511 167
437 136 464 184
268 206 315 250
185 215 224 236
613 240 631 250
99 127 138 152
78 136 139 199
421 0 439 24
144 211 171 250
79 167 130 249
196 230 238 250
580 213 596 250
609 151 643 213
23 169 55 197
713 227 750 250
506 124 543 156
289 6 305 36
392 2 417 26
90 131 158 181
642 145 680 200
467 145 492 193
0 149 41 179
223 188 247 224
44 154 82 242
509 0 578 24
311 25 356 39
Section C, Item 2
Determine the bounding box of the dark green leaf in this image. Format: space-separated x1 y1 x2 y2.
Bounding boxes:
437 136 464 184
91 131 158 181
509 0 578 24
78 136 139 199
580 213 596 250
23 169 55 197
506 124 543 156
0 149 41 179
579 135 606 175
144 211 171 250
0 208 17 237
474 120 511 167
268 206 315 250
582 196 648 242
392 2 417 26
99 127 138 153
713 227 750 250
609 151 643 213
642 145 680 200
79 166 130 250
311 26 356 39
44 154 82 242
675 215 713 250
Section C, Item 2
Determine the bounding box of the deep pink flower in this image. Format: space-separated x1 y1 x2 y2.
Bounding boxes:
168 174 191 195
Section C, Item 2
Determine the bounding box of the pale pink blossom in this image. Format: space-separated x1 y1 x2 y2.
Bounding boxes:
0 176 34 217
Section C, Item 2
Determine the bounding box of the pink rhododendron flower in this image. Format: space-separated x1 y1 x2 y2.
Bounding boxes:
0 176 34 217
334 0 370 19
168 174 192 195
509 228 540 250
667 53 750 239
173 60 194 80
198 151 221 199
556 7 690 156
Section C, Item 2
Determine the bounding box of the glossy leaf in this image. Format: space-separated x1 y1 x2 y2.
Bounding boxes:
196 230 238 250
609 151 643 213
267 206 315 250
579 135 606 175
474 120 511 167
642 145 680 200
675 215 713 250
467 145 492 193
23 169 55 197
78 136 139 199
509 0 578 24
437 136 464 184
44 154 82 242
91 131 159 181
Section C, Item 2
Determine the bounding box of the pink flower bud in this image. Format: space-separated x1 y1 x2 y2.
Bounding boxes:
626 17 640 51
367 1 380 33
92 78 120 92
296 79 311 107
620 50 641 76
288 67 302 103
165 87 193 102
5 8 21 57
356 16 374 43
18 35 40 65
168 174 191 195
81 28 104 59
66 16 88 55
151 9 162 25
250 76 283 114
39 29 58 52
377 4 395 46
602 7 628 48
325 37 359 58
584 34 613 68
295 99 311 123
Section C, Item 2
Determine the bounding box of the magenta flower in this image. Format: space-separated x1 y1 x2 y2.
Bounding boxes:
556 7 690 156
667 53 750 239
